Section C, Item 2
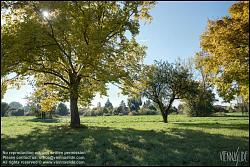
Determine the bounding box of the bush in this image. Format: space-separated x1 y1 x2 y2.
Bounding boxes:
103 113 111 116
213 105 228 113
131 111 139 115
1 102 9 117
168 106 178 115
234 103 249 113
177 104 185 114
138 108 158 115
184 88 215 117
8 109 24 116
184 101 214 117
128 112 133 116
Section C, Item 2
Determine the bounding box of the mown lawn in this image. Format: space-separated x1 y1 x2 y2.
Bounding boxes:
1 113 249 166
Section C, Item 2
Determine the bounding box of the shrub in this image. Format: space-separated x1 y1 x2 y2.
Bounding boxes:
103 113 111 116
184 88 215 117
1 102 9 117
8 109 24 116
213 105 228 113
138 108 158 115
128 112 133 116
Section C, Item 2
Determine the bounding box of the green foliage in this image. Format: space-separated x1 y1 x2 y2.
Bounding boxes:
199 1 249 102
104 99 113 114
1 1 155 126
138 107 158 115
78 107 90 116
3 101 24 116
114 100 129 115
234 102 249 113
177 104 184 114
56 102 69 116
213 105 229 114
25 92 41 117
1 102 9 117
25 88 57 118
127 96 142 112
183 87 216 117
9 101 23 110
142 60 197 122
9 108 25 116
137 100 158 115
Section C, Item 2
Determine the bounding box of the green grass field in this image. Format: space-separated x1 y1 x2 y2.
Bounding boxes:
1 113 249 166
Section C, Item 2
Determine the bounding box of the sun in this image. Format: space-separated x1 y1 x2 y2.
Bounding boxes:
42 11 49 18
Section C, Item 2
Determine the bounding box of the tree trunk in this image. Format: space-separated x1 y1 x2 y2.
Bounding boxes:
69 74 81 128
161 96 175 123
157 101 168 123
162 111 168 123
41 112 46 119
70 94 80 128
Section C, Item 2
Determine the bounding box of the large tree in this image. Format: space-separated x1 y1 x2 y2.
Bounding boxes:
142 61 197 123
199 1 249 102
1 1 155 127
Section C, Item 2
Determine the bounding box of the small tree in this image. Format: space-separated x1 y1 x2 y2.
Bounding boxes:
115 100 129 115
142 61 197 123
56 103 69 116
138 100 158 115
90 102 104 116
128 96 142 113
184 85 216 117
40 98 57 119
180 52 217 117
25 92 42 117
104 99 113 115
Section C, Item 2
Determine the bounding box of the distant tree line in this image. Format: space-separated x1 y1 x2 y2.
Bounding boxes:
79 98 160 116
1 101 69 118
2 97 247 118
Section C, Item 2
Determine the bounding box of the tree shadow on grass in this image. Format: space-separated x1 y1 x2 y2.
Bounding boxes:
173 122 249 131
211 114 249 118
1 126 249 166
26 118 61 123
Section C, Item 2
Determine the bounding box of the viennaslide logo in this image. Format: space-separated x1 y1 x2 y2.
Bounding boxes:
219 147 248 166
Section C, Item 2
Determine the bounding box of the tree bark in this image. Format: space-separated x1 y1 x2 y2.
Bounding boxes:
70 94 80 128
41 112 46 119
157 96 175 123
157 100 168 123
162 111 168 123
68 73 81 128
163 97 175 123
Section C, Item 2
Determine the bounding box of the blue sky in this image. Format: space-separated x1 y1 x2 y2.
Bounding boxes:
2 1 236 108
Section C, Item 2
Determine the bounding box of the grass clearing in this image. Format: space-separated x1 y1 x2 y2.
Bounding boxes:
1 113 249 165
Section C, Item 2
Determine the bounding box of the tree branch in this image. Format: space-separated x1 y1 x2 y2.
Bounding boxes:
28 68 70 85
44 82 69 89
